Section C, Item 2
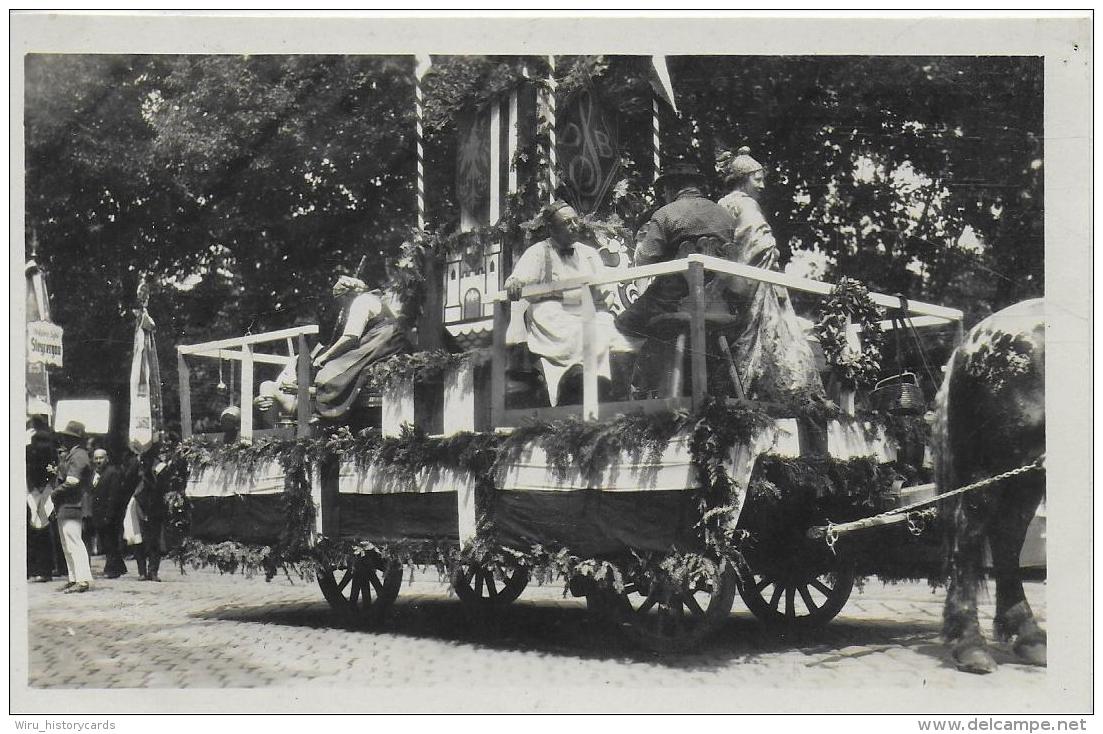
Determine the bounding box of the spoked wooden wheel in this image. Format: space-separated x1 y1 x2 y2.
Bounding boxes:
317 554 403 627
588 566 739 653
452 562 529 608
738 562 854 630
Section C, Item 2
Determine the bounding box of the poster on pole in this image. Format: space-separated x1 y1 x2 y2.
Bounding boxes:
26 320 63 367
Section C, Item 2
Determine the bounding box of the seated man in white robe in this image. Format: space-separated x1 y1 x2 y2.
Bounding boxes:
504 201 624 406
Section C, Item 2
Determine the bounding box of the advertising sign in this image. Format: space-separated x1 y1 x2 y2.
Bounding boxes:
27 320 63 367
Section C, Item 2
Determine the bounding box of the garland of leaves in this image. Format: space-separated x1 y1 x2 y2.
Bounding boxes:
168 396 933 586
170 434 317 580
813 278 886 388
420 56 547 135
361 349 475 391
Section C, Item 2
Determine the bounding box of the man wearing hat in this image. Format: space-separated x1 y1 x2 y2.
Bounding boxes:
51 420 94 593
613 162 737 395
614 161 737 340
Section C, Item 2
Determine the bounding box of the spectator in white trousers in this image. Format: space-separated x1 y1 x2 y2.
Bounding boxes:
51 421 94 593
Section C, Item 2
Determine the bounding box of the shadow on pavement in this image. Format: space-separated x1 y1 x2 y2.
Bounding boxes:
192 592 960 672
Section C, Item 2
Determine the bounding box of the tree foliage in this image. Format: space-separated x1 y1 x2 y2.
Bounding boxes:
24 54 1042 438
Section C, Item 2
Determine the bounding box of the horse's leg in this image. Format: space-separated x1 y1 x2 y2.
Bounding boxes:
943 497 998 674
989 475 1046 666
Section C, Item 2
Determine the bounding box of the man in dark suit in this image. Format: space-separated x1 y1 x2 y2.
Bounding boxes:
91 448 128 578
133 433 186 582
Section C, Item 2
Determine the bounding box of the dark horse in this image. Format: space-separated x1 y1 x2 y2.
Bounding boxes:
932 298 1046 674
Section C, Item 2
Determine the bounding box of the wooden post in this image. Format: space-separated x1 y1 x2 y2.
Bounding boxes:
240 344 254 441
687 262 707 410
177 352 192 439
416 257 443 350
652 96 661 182
489 103 501 224
545 55 557 199
296 334 312 438
319 454 340 538
507 88 519 194
580 285 598 421
491 300 508 426
443 361 475 436
414 54 430 230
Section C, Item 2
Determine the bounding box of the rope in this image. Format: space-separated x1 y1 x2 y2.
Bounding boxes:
809 454 1046 546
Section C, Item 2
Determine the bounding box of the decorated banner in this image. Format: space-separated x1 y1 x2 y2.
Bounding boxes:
558 89 619 214
128 306 163 451
455 109 490 225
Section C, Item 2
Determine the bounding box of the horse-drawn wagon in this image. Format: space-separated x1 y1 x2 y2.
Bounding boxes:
170 255 997 653
163 57 1046 665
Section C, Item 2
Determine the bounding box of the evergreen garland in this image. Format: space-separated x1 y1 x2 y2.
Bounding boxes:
362 349 474 391
814 278 886 388
169 398 937 587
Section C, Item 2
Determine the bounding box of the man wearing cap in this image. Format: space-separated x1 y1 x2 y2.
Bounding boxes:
614 162 737 340
504 200 620 406
717 146 822 398
91 448 128 579
51 421 94 593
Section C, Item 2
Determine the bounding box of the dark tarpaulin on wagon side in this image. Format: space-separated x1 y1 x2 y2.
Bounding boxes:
338 492 459 543
493 489 700 558
188 495 286 546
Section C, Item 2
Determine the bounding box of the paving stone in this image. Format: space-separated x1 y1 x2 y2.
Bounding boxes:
25 555 1048 691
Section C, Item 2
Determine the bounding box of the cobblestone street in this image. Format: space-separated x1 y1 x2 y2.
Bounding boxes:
16 556 1048 712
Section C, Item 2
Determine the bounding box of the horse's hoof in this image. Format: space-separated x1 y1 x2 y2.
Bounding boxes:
953 645 998 674
1014 639 1047 667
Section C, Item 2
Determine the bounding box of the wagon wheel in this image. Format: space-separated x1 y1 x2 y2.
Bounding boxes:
452 562 529 608
587 565 739 653
317 553 403 627
738 558 854 630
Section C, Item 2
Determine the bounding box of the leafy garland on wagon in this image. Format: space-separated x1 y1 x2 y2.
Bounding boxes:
167 393 931 586
814 278 886 388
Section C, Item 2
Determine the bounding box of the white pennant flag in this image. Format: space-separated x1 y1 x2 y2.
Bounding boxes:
650 56 678 115
415 53 432 80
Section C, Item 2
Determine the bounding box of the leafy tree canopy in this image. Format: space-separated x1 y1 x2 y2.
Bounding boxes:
25 54 1042 437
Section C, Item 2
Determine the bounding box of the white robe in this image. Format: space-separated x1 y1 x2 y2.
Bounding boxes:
504 239 621 405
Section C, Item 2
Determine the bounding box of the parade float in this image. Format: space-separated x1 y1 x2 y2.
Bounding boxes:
165 56 1037 652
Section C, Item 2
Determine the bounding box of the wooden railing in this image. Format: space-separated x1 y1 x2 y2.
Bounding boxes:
490 255 964 427
177 325 319 441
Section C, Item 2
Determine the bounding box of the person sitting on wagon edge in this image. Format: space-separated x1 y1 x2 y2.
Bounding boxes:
313 276 412 424
504 200 620 406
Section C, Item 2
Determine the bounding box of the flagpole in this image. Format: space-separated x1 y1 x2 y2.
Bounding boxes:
652 96 661 182
545 55 557 200
649 56 678 182
414 54 431 231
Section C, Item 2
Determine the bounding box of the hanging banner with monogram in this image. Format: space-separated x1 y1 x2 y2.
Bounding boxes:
558 89 620 214
128 308 163 451
455 109 490 224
